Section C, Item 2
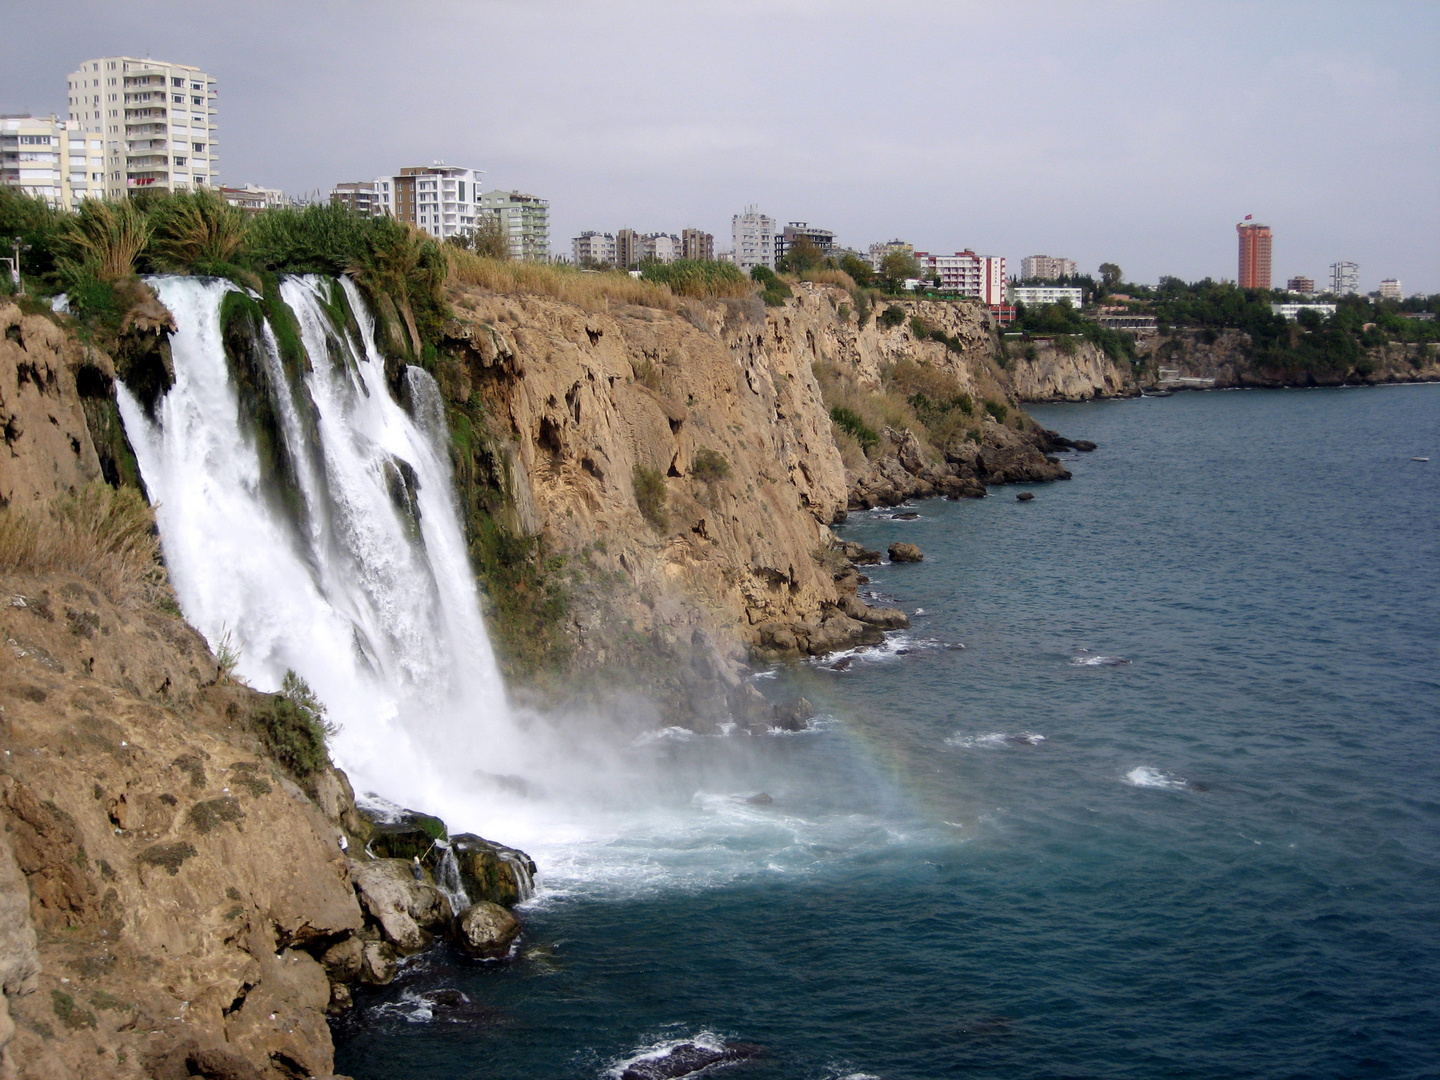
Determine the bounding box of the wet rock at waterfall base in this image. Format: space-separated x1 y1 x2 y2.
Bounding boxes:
364 810 449 867
771 697 816 731
450 833 537 907
889 541 924 563
348 857 452 953
454 901 522 959
619 1041 768 1080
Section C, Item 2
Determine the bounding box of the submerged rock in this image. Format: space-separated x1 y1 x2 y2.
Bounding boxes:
620 1041 767 1080
889 541 924 563
454 901 522 959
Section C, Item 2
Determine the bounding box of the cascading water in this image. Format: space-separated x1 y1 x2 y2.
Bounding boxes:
117 274 524 822
117 272 920 901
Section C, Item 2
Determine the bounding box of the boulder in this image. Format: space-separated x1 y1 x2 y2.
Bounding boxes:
347 858 452 952
364 810 447 867
1017 491 1035 502
839 594 909 629
620 1042 766 1080
771 697 816 731
359 940 397 985
453 901 521 960
839 540 882 565
449 834 537 908
889 542 924 563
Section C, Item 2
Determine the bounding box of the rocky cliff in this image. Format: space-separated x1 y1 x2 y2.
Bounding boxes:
1005 339 1136 402
434 283 1071 715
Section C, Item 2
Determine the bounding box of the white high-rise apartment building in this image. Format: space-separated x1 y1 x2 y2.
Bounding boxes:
732 205 775 271
1378 279 1402 301
373 165 481 242
1329 261 1359 296
1020 255 1078 280
0 114 105 210
68 56 218 198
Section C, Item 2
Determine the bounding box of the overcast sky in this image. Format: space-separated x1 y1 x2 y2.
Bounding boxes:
5 1 1437 292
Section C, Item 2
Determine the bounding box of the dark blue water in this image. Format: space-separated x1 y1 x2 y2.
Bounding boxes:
336 386 1440 1080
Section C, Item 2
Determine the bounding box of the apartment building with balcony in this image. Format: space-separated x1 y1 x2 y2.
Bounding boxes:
219 184 286 213
479 190 550 260
681 228 714 261
573 231 616 266
867 239 913 271
1009 284 1084 307
732 206 776 271
915 250 1008 306
0 114 105 210
373 165 481 241
68 56 218 197
1020 254 1078 280
776 222 836 263
330 180 383 217
1329 261 1359 297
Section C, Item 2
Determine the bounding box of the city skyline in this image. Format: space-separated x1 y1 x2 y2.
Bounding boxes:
2 1 1436 293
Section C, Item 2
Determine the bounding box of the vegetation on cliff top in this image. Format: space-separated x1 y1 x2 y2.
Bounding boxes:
0 481 162 603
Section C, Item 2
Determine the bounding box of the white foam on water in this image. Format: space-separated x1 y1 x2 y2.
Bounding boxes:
607 1030 731 1079
1071 654 1131 666
1124 766 1187 790
946 732 1046 749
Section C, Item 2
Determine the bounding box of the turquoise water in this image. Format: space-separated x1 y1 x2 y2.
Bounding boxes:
335 386 1440 1079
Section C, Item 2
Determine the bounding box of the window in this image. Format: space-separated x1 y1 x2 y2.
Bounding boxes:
172 77 183 86
174 155 186 166
192 96 202 105
173 95 184 104
192 142 205 152
191 82 202 90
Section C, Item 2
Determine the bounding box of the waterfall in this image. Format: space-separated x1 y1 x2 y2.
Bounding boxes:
117 274 523 821
433 841 470 914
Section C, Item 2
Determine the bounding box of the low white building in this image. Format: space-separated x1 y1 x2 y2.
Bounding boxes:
1272 302 1337 321
0 114 105 210
1378 279 1402 301
1009 284 1083 308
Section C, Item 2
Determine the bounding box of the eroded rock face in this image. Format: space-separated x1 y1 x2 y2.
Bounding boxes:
0 569 366 1080
453 901 521 960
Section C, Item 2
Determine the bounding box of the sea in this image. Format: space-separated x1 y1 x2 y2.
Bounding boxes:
334 384 1440 1080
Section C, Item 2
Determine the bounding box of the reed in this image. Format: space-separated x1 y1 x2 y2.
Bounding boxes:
62 199 152 281
0 482 162 601
149 190 250 270
447 250 680 312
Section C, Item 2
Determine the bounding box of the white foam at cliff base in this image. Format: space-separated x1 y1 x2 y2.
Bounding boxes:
946 732 1046 749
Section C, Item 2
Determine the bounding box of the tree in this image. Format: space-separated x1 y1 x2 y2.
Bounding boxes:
879 251 921 292
777 235 824 274
839 252 874 287
1099 262 1123 289
448 213 510 260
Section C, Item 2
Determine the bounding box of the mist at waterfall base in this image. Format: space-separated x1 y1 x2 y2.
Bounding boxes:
118 282 1438 1078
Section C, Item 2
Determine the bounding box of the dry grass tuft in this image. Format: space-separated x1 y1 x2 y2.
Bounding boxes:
447 250 680 312
798 267 859 291
0 482 163 602
64 200 152 281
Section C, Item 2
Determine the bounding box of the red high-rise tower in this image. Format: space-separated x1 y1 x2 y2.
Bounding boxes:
1237 219 1272 290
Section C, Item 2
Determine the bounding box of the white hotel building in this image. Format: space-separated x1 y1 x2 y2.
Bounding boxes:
67 56 218 197
915 250 1008 306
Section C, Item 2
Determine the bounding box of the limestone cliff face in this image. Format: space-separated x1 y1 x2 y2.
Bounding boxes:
1006 340 1136 401
1136 329 1440 388
0 307 106 510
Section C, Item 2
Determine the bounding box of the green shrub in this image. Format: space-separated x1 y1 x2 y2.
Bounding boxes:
910 316 928 339
830 406 879 451
879 304 906 328
633 464 669 530
252 670 335 778
750 265 792 307
691 447 731 483
640 259 750 299
983 399 1009 424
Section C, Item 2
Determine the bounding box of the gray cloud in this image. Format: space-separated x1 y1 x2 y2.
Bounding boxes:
5 0 1437 291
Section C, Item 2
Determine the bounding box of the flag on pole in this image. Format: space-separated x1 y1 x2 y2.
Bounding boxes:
1244 214 1253 220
